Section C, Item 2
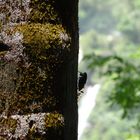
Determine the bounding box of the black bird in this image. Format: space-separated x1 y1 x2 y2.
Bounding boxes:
0 42 10 52
78 72 87 91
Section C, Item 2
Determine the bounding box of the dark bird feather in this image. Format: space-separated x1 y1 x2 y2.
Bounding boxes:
78 72 87 91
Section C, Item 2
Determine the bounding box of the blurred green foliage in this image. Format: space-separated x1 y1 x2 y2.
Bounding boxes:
79 0 140 139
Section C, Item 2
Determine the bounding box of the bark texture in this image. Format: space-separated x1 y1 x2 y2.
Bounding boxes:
0 0 78 140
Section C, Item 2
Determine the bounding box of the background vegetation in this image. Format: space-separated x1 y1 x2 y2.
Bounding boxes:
79 0 140 139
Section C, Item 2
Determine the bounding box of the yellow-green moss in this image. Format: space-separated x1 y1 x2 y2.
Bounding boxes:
0 2 69 139
29 0 60 23
26 112 64 139
1 1 71 114
0 51 7 57
15 23 70 62
44 112 64 128
13 65 57 114
5 23 71 114
0 117 17 134
0 22 71 115
16 23 67 45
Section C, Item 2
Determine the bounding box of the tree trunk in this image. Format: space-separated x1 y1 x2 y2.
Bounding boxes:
0 0 79 140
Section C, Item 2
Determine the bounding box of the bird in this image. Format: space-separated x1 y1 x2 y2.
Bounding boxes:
0 42 10 52
78 72 87 91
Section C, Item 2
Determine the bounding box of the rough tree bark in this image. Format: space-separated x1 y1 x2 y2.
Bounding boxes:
0 0 78 140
